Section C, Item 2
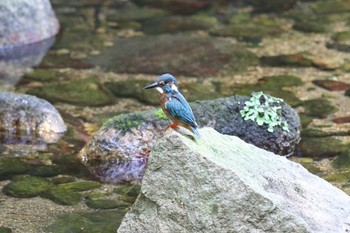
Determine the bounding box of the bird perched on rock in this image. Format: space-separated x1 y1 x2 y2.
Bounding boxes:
144 73 200 138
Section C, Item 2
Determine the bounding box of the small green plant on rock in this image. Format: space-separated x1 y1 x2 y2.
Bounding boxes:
240 92 289 133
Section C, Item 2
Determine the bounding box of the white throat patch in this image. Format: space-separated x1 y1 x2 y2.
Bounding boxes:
156 87 163 93
171 84 178 92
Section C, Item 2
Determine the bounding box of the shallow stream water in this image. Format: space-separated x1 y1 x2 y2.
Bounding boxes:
0 0 350 232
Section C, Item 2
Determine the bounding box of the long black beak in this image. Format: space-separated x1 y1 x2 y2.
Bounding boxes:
144 82 158 89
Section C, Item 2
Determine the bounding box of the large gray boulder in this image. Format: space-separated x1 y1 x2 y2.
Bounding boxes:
118 128 350 233
0 92 66 144
0 0 59 47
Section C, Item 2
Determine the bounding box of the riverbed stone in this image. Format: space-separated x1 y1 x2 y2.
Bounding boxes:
44 186 82 205
141 16 212 34
0 158 29 180
0 92 67 144
301 98 337 118
312 80 350 91
85 199 130 209
27 78 114 106
46 209 127 233
88 35 258 77
3 175 53 198
131 0 212 14
0 0 59 47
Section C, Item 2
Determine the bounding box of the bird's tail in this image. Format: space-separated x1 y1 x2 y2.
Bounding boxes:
191 127 200 139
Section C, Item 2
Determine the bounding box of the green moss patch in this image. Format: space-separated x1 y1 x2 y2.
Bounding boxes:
85 199 130 209
27 78 114 106
3 176 53 198
0 158 30 180
46 209 127 233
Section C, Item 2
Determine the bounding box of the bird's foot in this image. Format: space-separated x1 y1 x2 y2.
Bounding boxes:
164 123 179 131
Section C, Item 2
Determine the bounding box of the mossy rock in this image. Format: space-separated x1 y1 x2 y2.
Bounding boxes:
292 20 329 33
113 184 141 198
27 78 114 106
260 52 313 67
106 79 159 105
210 22 284 43
310 0 350 14
301 98 337 118
299 113 313 128
141 16 212 34
300 163 321 174
0 158 30 180
23 69 60 81
85 199 130 209
3 176 53 198
88 35 258 77
102 113 146 132
46 209 127 233
220 75 302 106
44 186 82 205
301 137 347 158
27 165 60 177
323 171 350 183
52 176 76 185
0 226 12 233
332 31 350 43
57 181 102 192
346 89 350 97
333 150 350 169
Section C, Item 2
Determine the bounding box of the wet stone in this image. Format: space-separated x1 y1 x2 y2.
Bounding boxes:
0 92 67 144
23 69 60 82
333 116 350 124
326 42 350 53
106 1 165 22
141 16 212 34
333 150 350 169
247 0 297 12
113 184 141 198
85 199 130 209
323 171 350 183
0 157 29 180
292 19 329 33
51 176 76 185
88 34 258 77
345 89 350 97
219 75 302 107
210 14 285 43
332 31 350 43
301 98 337 118
27 164 60 177
312 80 350 91
301 137 347 159
131 0 212 14
0 226 12 233
46 209 127 233
310 0 350 14
3 175 53 198
260 53 313 67
27 78 114 106
43 186 81 205
56 181 102 192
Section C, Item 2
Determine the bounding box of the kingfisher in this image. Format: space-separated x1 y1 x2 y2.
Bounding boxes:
144 73 200 138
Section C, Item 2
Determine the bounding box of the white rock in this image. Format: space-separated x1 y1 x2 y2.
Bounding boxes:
118 128 350 233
